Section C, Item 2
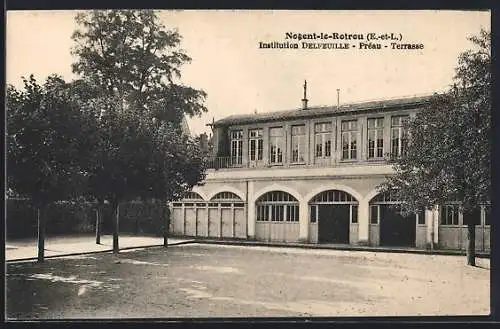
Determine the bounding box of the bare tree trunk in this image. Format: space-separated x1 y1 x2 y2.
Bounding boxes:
37 207 45 263
113 201 120 254
466 223 476 266
95 203 102 245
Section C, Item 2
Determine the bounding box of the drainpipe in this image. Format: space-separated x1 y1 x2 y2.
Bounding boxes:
245 180 249 239
430 207 435 251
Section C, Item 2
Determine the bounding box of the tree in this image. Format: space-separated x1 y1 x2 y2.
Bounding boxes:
6 75 96 262
71 10 207 123
379 29 491 266
70 10 208 252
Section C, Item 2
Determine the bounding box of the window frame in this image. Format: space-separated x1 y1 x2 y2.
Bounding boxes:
367 117 384 159
440 204 460 226
341 120 358 160
248 129 264 162
291 125 306 163
314 122 332 159
390 115 409 158
230 130 243 165
256 191 300 223
269 127 284 165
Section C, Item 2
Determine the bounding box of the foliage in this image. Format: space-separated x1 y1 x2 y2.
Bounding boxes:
379 29 491 215
6 75 96 206
85 106 207 206
71 9 207 126
70 10 209 209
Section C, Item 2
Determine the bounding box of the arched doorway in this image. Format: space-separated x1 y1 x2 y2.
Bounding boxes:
369 191 422 247
171 191 206 236
255 191 300 242
309 190 358 244
209 192 246 239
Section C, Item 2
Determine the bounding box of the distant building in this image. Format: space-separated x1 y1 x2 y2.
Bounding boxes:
169 84 490 252
180 114 191 136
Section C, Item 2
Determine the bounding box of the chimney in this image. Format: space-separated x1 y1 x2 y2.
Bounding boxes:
301 80 308 109
199 133 209 152
336 89 340 109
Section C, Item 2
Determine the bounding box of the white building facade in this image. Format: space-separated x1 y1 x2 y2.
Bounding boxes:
169 95 490 252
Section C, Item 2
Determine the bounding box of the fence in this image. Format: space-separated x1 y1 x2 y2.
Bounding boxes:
6 199 168 239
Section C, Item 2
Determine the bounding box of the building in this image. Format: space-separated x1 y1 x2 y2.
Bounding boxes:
170 83 490 252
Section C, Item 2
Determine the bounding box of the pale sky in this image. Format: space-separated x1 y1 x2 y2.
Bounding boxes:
6 10 490 135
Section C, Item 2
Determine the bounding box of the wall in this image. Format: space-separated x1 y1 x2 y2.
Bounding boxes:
211 108 417 168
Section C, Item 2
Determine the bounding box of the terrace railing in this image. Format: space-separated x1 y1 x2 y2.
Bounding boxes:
207 156 244 169
206 156 391 170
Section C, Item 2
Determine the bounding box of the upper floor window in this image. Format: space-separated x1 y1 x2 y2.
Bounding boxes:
341 120 358 160
230 130 243 165
367 118 384 159
391 115 409 158
315 122 332 158
269 127 284 164
249 129 263 162
440 204 459 225
291 125 306 163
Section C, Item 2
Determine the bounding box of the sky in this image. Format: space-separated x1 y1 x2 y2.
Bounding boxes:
6 10 490 135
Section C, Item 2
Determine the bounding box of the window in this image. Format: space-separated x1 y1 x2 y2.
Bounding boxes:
256 191 299 222
287 205 299 222
367 118 384 159
257 204 269 221
485 205 490 226
370 205 379 224
351 205 358 224
211 192 242 201
230 130 243 165
440 205 459 225
315 122 332 158
184 192 204 200
249 129 263 161
341 120 358 160
269 127 284 164
391 116 409 158
310 205 317 223
417 208 426 224
291 125 306 163
210 191 244 209
308 190 358 225
310 190 357 203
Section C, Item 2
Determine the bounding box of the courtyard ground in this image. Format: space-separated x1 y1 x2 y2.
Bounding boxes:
5 234 193 261
6 243 490 319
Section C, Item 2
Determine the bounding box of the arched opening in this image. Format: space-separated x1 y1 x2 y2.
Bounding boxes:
209 192 246 239
170 191 207 237
369 191 422 247
255 191 300 242
184 191 205 200
308 190 358 244
171 190 247 239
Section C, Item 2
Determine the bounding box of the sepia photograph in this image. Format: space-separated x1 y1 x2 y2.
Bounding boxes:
5 9 491 319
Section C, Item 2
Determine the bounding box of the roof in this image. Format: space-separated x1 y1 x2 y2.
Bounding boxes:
180 114 191 136
213 94 433 127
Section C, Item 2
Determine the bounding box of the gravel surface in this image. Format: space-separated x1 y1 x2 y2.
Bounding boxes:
6 243 490 319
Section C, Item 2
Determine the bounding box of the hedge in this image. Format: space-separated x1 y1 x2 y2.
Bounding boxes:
6 199 168 239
